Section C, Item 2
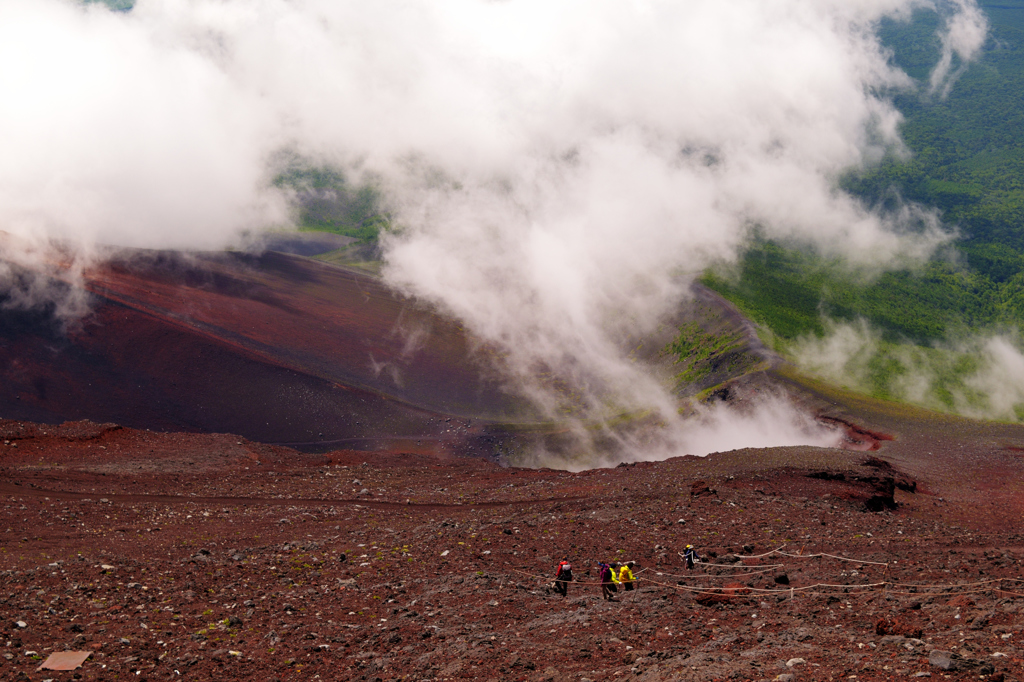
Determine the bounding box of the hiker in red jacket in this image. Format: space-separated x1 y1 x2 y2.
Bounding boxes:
554 558 573 597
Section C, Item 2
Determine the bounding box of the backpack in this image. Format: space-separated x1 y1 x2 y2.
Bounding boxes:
557 561 572 581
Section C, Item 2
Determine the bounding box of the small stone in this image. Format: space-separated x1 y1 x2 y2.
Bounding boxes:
969 613 991 630
928 649 954 670
14 621 27 629
786 657 806 667
912 673 932 678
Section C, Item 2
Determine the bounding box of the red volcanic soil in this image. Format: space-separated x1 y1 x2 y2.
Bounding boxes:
0 249 531 453
3 407 1024 681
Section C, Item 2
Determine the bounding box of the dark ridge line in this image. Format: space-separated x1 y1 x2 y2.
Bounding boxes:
0 482 582 511
271 435 461 446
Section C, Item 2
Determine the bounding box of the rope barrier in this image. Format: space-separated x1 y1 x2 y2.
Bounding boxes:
735 545 890 567
510 567 641 588
507 562 1024 601
677 551 770 569
733 545 789 560
653 566 781 580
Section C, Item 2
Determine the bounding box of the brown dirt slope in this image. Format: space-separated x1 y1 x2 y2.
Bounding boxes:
3 403 1024 681
0 249 535 451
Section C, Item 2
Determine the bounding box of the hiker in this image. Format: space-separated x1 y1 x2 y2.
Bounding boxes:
554 558 573 597
682 544 700 569
618 561 636 591
598 561 618 601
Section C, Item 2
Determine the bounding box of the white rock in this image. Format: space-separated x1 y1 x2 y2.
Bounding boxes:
785 657 807 667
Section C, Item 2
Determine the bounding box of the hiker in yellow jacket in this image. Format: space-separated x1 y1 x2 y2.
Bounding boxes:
618 561 636 591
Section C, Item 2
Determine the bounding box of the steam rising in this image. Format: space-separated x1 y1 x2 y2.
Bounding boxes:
0 0 989 460
793 321 1024 422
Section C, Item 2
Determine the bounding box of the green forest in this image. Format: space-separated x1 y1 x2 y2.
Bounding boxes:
709 1 1024 346
273 164 389 244
694 1 1024 416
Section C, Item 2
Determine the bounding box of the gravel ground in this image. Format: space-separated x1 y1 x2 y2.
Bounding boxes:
3 416 1024 681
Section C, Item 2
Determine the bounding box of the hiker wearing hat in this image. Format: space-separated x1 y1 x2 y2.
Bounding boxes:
618 561 636 591
683 545 700 569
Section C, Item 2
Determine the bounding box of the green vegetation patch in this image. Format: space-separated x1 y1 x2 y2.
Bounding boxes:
659 301 768 399
702 242 1008 345
274 162 391 244
703 240 1024 420
664 322 745 385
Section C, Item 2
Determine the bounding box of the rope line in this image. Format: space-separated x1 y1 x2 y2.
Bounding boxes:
654 566 781 580
507 563 1024 599
511 568 638 588
735 545 890 567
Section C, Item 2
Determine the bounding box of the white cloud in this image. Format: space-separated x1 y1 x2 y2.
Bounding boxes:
792 319 1024 422
0 0 988 461
930 0 989 96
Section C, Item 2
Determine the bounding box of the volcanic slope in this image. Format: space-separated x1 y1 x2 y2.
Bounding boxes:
0 242 795 460
0 248 540 454
3 400 1024 681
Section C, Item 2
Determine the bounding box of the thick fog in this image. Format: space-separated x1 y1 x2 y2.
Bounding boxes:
0 0 988 460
